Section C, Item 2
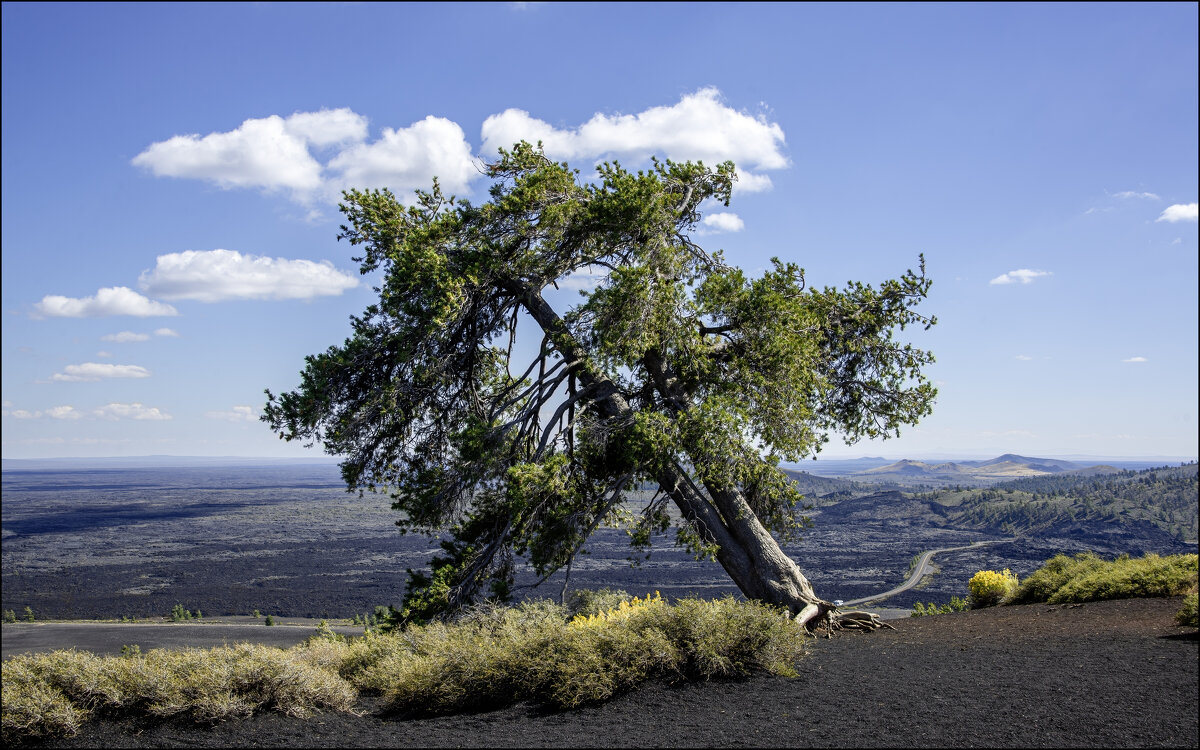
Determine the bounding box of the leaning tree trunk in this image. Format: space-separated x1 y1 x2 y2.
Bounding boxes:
512 284 890 634
655 461 890 633
655 462 820 611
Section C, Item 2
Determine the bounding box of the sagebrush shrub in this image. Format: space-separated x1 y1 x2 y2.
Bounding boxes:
1009 552 1107 604
1045 553 1197 604
1 596 808 743
1 657 87 745
1010 552 1198 605
1176 594 1198 627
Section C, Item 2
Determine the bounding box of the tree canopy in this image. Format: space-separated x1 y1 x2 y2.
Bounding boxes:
264 142 937 627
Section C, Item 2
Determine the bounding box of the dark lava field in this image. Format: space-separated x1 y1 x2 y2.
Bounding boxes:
1 463 1192 620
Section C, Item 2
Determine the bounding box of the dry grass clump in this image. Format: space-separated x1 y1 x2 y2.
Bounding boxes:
2 644 356 746
3 595 806 744
1 657 88 745
363 595 805 713
1010 552 1198 605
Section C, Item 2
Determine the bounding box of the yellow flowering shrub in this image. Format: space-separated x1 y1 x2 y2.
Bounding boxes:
569 592 665 628
968 569 1019 608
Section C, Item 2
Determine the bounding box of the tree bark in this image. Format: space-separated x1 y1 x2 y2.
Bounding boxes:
655 461 828 619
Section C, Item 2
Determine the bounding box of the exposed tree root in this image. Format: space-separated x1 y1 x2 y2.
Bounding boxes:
798 604 897 638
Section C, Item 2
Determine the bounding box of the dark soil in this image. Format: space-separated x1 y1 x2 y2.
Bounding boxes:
32 597 1199 748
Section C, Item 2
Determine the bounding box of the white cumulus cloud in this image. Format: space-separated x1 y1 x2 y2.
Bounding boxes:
282 108 368 147
1122 356 1148 363
133 95 788 209
131 110 366 195
480 88 788 182
133 108 476 206
138 249 358 302
700 212 745 233
93 402 172 421
205 405 259 422
325 116 480 201
989 269 1052 285
1156 203 1198 223
33 287 178 318
51 363 152 382
102 331 151 343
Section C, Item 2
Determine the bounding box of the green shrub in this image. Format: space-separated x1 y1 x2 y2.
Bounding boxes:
1176 594 1198 627
910 596 969 617
307 621 345 645
263 615 275 626
1011 552 1198 605
968 569 1019 608
1009 552 1107 604
3 610 16 624
564 588 633 619
169 604 193 622
23 607 35 623
1046 553 1196 604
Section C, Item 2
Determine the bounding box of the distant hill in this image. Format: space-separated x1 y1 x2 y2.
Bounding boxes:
799 463 1197 559
851 454 1121 486
780 469 898 504
912 463 1199 545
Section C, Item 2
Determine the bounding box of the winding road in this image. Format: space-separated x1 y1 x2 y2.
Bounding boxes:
839 539 1013 608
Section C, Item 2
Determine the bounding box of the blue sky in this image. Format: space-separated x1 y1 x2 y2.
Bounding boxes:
2 2 1196 461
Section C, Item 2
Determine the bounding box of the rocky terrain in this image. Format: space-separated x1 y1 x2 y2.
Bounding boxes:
2 461 1195 621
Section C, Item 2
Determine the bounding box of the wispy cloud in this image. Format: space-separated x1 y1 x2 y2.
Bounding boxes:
2 402 168 420
1014 354 1033 361
154 328 181 337
989 269 1052 285
205 405 258 422
51 363 152 382
33 287 178 318
3 406 80 419
1111 190 1160 200
556 266 607 293
1122 356 1148 363
139 249 358 302
1156 203 1198 223
101 331 151 343
93 402 172 421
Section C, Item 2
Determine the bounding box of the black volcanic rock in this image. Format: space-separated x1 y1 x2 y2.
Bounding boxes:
813 491 946 527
